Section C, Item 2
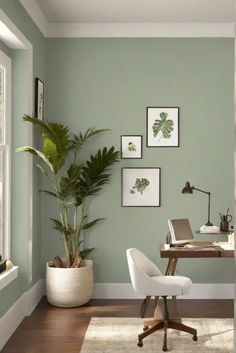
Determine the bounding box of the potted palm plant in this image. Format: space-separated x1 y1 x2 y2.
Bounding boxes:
16 115 119 307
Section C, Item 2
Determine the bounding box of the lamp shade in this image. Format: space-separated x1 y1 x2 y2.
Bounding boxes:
182 181 193 194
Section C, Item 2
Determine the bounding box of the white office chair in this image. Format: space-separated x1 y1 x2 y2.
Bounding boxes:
126 248 197 352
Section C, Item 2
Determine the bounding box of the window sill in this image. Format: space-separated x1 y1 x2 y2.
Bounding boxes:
0 266 18 291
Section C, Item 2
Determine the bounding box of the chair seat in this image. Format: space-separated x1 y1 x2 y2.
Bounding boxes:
139 275 192 296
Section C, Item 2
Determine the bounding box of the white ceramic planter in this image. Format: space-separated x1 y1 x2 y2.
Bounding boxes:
46 259 93 307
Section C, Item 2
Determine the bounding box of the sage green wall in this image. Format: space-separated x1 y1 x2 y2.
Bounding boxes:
45 38 234 283
0 1 45 317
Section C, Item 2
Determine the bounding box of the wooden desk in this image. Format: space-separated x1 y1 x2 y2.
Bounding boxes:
160 241 234 258
140 242 233 319
160 241 233 276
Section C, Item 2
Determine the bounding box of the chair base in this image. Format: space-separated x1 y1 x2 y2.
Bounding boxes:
137 319 197 352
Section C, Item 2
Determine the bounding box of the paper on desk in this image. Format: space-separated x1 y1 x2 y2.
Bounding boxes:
184 243 217 249
213 241 234 250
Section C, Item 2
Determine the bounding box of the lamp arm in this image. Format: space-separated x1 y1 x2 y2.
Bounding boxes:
208 193 211 225
192 186 210 196
192 187 212 225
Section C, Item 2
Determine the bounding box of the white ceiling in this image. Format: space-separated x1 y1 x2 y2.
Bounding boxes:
36 0 234 23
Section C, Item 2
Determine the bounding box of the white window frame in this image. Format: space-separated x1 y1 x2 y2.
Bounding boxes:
0 50 11 260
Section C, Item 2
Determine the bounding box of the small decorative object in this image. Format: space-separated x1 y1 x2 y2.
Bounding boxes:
34 78 44 120
227 232 234 245
219 208 232 232
182 181 213 227
6 259 14 270
122 167 161 207
146 107 179 147
121 135 142 159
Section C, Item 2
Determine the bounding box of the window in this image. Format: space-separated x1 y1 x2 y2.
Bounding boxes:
0 50 11 260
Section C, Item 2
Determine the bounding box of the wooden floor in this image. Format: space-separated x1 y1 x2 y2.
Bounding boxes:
2 297 233 353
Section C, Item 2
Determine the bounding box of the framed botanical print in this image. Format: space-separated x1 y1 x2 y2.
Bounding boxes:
35 78 44 120
122 167 161 207
121 135 142 159
146 107 179 147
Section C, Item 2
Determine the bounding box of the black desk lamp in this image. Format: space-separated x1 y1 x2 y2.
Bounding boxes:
181 181 213 226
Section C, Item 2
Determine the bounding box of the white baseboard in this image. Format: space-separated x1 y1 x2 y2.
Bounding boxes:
0 279 44 351
93 283 234 300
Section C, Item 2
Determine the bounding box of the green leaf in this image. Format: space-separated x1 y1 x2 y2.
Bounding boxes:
16 146 54 173
43 136 58 169
71 128 109 153
50 218 64 233
152 112 174 139
22 115 71 174
36 163 49 177
79 146 119 197
82 218 105 229
40 190 58 198
50 218 75 237
80 247 95 259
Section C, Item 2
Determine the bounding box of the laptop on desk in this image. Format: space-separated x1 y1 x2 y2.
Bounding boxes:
168 218 194 246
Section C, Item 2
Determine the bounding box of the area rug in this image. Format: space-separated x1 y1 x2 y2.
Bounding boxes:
80 317 233 353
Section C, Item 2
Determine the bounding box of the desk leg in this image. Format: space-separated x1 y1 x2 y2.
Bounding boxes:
165 258 177 276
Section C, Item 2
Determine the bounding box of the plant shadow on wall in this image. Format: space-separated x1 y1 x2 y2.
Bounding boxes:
16 115 119 307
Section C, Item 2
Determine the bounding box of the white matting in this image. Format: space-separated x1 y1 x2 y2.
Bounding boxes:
80 317 233 353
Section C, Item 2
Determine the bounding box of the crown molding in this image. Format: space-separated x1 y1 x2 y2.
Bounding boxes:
18 1 234 38
47 22 234 38
0 9 32 49
19 0 48 37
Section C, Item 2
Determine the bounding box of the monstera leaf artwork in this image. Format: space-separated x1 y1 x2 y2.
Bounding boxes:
152 112 174 141
147 107 179 147
130 178 150 195
122 168 160 207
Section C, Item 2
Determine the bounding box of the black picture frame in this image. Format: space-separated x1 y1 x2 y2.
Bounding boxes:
146 107 179 147
35 77 44 120
121 167 161 207
120 135 143 159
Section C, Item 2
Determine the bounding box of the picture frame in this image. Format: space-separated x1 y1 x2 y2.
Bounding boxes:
120 135 142 159
35 77 44 120
122 167 161 207
146 107 179 147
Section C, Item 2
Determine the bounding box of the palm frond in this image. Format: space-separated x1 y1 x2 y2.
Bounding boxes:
79 147 119 197
70 128 108 153
80 247 95 259
23 115 71 174
16 146 54 173
82 218 105 230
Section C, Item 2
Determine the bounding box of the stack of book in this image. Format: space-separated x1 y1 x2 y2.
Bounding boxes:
200 225 220 233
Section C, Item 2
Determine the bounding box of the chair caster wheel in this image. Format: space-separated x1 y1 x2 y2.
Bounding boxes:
143 326 149 331
163 345 168 352
137 341 143 347
193 335 198 341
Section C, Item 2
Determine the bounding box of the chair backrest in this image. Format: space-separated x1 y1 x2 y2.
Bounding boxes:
126 248 162 295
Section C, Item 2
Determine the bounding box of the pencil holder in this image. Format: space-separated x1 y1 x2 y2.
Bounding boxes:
220 221 229 232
